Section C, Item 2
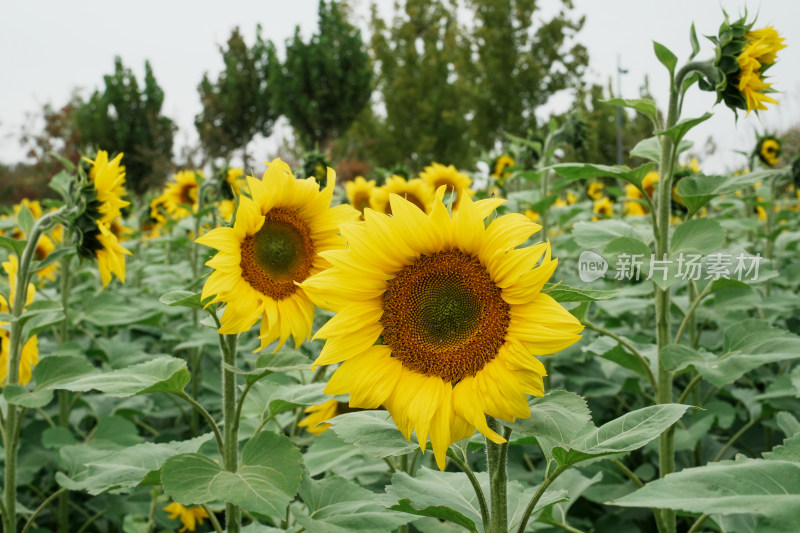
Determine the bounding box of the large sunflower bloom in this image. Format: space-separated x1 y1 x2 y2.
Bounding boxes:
0 256 39 386
370 176 434 214
302 188 583 469
419 163 474 208
197 159 358 350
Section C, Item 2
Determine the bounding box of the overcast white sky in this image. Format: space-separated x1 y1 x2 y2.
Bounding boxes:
1 0 798 174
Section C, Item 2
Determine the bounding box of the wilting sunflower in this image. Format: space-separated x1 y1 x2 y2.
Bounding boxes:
302 188 583 469
701 15 786 115
756 136 781 166
163 502 209 533
0 256 39 386
345 176 376 217
197 159 358 350
419 162 474 208
298 399 340 435
370 176 434 214
74 151 131 287
158 170 202 220
587 182 604 200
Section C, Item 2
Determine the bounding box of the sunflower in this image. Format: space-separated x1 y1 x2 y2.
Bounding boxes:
158 170 202 220
12 199 44 220
217 199 236 223
0 256 39 386
624 185 648 217
641 171 659 197
345 176 377 217
756 136 781 166
33 233 58 282
302 188 583 469
225 167 245 197
419 163 474 208
587 182 604 200
196 159 358 351
370 176 434 214
163 502 209 533
592 197 614 220
702 15 786 115
74 151 131 287
491 155 515 178
298 399 340 435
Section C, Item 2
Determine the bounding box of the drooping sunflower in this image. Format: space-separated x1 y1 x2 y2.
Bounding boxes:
0 255 39 386
197 159 358 351
702 15 786 115
158 170 202 220
163 502 209 533
298 399 341 435
345 176 377 217
419 162 474 208
756 136 781 167
370 175 434 214
74 151 132 287
302 189 583 469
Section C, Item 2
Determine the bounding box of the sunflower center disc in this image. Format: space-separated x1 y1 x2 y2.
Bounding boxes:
381 250 510 383
240 208 314 300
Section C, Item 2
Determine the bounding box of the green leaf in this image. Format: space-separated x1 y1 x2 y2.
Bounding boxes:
689 23 701 60
604 236 652 257
573 219 652 251
3 385 53 408
255 349 312 373
162 431 303 519
776 412 800 438
159 290 213 309
662 320 800 387
55 433 214 495
4 355 98 407
267 383 330 416
630 137 693 162
670 219 724 255
550 162 655 189
17 203 35 236
653 41 678 75
53 357 190 397
543 285 620 303
500 391 591 449
330 411 420 458
49 170 73 201
292 475 410 533
610 459 800 530
656 113 712 145
601 98 658 123
676 169 783 215
0 236 26 257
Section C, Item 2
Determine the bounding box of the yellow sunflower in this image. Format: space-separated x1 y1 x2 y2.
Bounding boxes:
302 188 583 469
85 151 130 224
345 176 377 217
587 182 604 200
12 199 44 220
196 159 358 351
226 167 245 196
757 137 781 166
624 185 647 217
592 197 614 220
370 176 434 214
298 399 340 435
217 199 236 223
159 171 202 220
491 155 515 178
737 27 786 114
33 233 58 282
163 502 209 533
642 171 659 197
0 256 39 386
94 223 131 287
419 163 474 208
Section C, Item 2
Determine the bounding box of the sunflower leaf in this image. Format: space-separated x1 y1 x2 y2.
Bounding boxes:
670 218 725 255
549 162 656 189
544 285 621 302
161 431 303 521
600 98 658 123
49 357 190 397
159 289 213 309
0 236 27 257
653 41 678 75
689 23 701 60
501 391 592 448
16 203 35 236
330 410 420 458
656 113 713 145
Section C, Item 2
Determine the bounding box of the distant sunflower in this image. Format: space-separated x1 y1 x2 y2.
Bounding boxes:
419 162 474 208
370 176 434 214
75 151 131 287
345 176 376 217
298 399 340 435
0 255 39 386
587 182 604 200
302 189 583 469
756 136 781 167
225 168 245 197
159 171 201 220
163 502 209 533
642 171 659 197
197 159 358 350
624 185 648 217
491 155 515 178
592 197 615 220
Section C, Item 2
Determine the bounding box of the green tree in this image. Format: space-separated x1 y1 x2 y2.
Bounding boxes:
273 0 372 153
75 57 176 197
195 26 278 167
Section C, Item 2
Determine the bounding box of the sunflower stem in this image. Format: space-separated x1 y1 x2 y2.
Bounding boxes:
3 208 62 533
220 332 241 533
485 419 511 533
57 252 74 533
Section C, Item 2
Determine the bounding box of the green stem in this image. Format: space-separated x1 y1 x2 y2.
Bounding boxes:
713 417 760 462
57 252 73 533
678 374 703 405
221 333 240 533
686 513 710 533
516 464 568 533
486 419 511 533
674 282 711 345
448 451 490 533
204 504 224 533
582 321 656 388
174 391 224 455
21 487 66 533
610 459 644 488
3 209 62 533
538 518 586 533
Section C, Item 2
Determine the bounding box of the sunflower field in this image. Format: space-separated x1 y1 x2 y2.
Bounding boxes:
1 6 799 533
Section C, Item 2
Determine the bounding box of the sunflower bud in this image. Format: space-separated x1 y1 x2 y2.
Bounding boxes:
700 13 786 116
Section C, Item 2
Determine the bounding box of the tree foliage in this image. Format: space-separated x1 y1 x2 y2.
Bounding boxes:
74 57 176 196
273 0 372 152
195 26 278 166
